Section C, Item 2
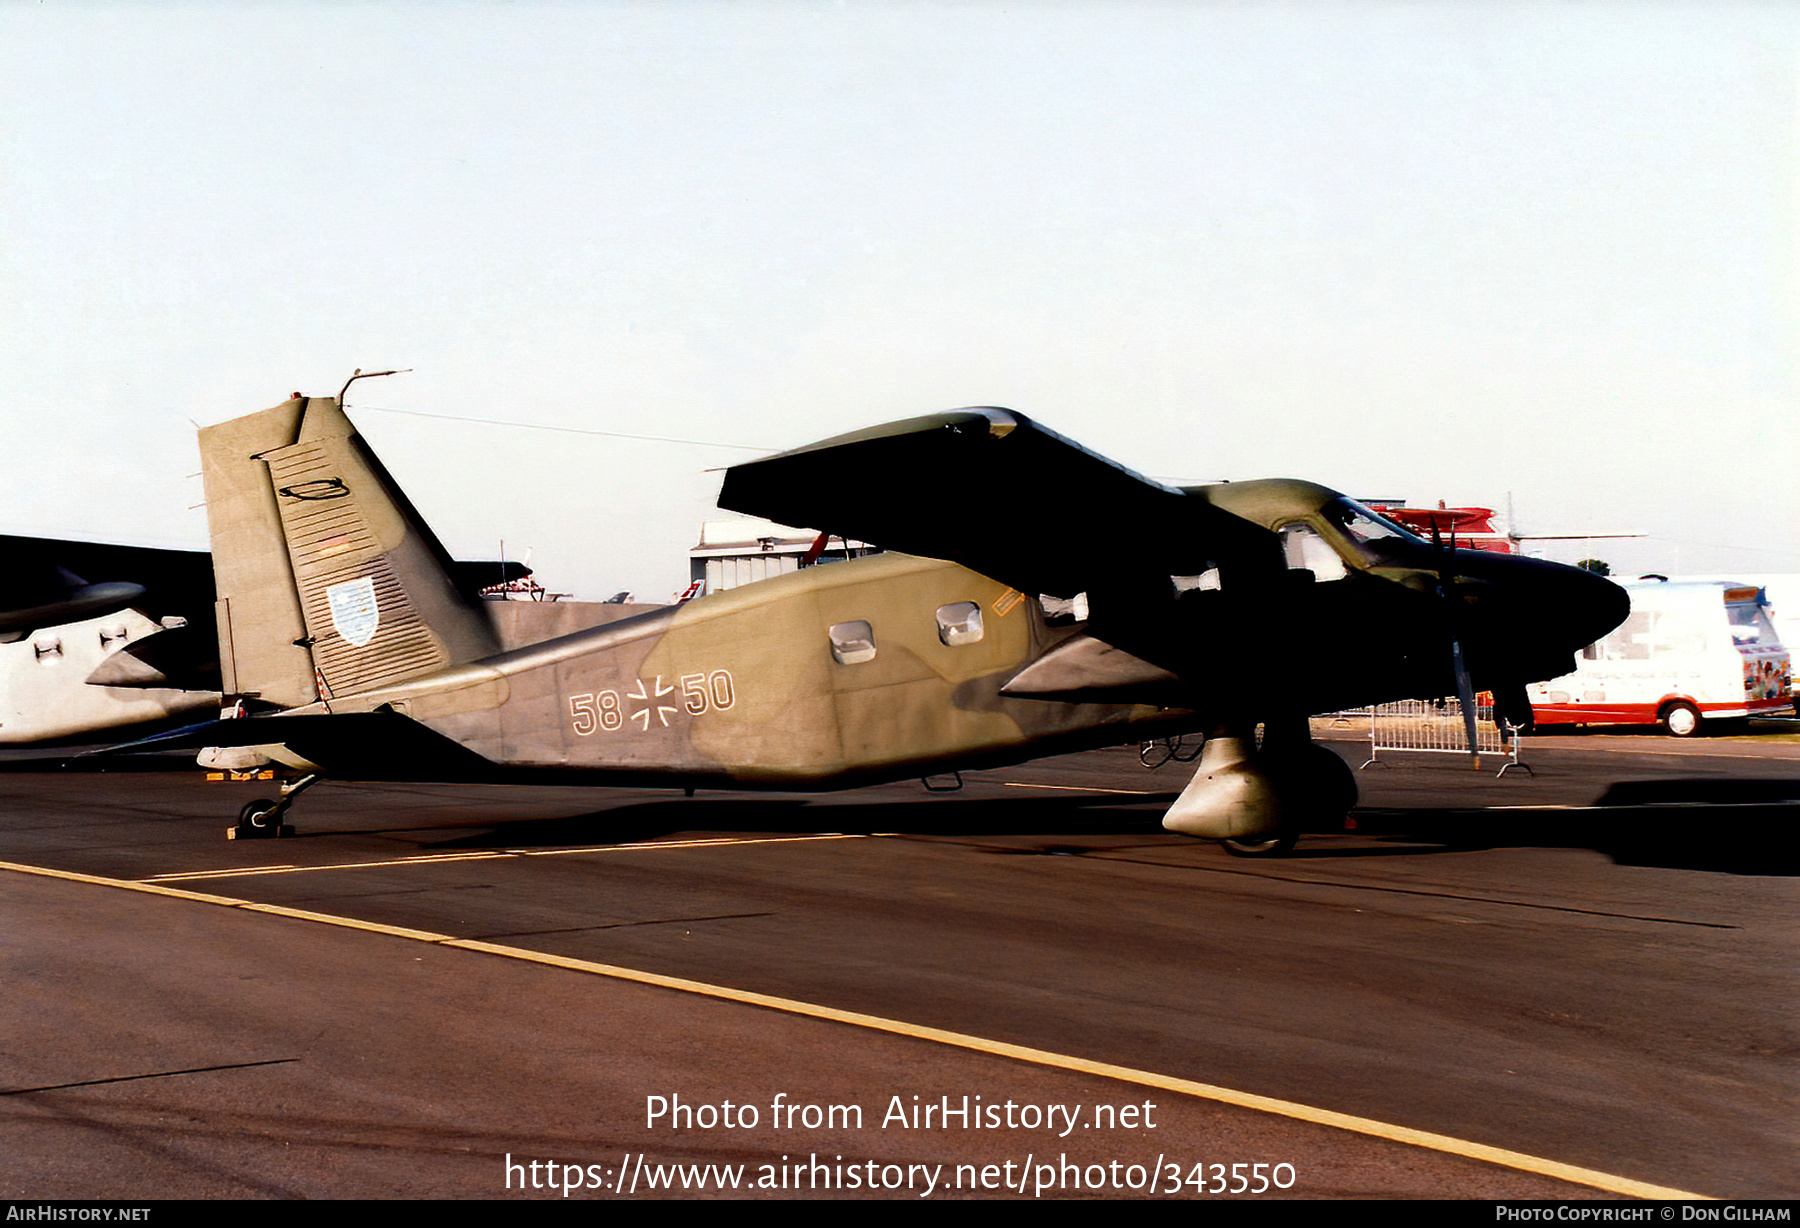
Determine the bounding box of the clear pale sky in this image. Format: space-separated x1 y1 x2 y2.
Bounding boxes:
4 2 1796 600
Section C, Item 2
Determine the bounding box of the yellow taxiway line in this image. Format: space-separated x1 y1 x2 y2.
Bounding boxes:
0 856 1710 1201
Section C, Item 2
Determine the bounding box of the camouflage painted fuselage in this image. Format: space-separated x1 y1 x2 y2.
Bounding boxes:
299 551 1190 787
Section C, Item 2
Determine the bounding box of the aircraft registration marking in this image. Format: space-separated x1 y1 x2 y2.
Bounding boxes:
568 670 737 736
627 675 678 730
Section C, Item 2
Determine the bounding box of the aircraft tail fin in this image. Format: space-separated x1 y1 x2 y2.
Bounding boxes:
199 396 498 709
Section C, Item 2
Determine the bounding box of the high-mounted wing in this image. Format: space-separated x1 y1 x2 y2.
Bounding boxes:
0 535 200 641
0 534 529 642
717 409 1270 598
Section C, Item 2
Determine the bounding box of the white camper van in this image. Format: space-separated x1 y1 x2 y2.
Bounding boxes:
1526 579 1790 736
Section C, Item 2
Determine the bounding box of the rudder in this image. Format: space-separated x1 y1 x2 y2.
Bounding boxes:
200 395 498 709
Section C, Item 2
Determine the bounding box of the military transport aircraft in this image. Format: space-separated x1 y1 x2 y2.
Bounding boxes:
0 535 221 743
177 392 1626 854
0 533 533 745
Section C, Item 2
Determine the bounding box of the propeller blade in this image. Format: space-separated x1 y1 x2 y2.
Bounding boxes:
1453 637 1480 768
1426 513 1478 764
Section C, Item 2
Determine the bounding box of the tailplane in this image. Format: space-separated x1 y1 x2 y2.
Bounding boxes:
200 395 498 709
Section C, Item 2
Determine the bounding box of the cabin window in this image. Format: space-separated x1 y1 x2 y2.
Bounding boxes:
936 602 984 646
828 620 877 665
1279 523 1347 582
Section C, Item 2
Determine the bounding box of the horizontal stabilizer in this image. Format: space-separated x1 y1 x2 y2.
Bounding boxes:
113 711 499 781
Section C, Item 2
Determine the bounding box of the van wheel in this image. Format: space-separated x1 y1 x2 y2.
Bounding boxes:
1661 702 1701 738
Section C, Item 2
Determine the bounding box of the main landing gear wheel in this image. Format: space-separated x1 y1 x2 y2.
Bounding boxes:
1223 829 1299 858
1661 701 1701 738
1221 743 1353 857
1162 726 1357 857
1279 742 1358 818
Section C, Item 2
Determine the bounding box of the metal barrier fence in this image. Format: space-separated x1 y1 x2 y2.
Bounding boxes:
1340 699 1529 776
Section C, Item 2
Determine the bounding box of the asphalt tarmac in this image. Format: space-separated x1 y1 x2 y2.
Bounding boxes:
2 730 1795 1200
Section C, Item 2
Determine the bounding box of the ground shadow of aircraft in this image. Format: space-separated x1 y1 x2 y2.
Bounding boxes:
164 390 1626 855
1345 777 1800 874
394 791 1183 852
213 775 1797 876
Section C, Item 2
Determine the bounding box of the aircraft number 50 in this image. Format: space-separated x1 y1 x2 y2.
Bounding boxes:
568 670 734 736
680 670 735 714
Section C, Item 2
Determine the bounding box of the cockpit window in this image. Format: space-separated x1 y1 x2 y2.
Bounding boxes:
1279 523 1347 581
1321 498 1423 563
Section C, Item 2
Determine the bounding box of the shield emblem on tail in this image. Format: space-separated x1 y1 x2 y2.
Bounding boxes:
326 576 380 647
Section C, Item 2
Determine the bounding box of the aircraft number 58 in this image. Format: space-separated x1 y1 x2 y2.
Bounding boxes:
568 670 735 736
